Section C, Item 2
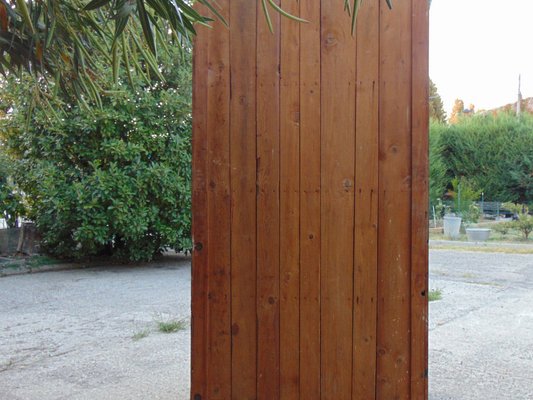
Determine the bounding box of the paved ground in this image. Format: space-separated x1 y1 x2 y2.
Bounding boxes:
0 255 192 400
429 250 533 399
1 250 532 399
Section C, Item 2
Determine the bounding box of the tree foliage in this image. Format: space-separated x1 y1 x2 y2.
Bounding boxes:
429 120 448 204
432 112 533 203
0 48 192 261
0 0 396 102
429 79 446 123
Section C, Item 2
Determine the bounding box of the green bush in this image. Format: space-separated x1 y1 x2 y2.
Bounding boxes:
437 113 533 203
492 222 510 236
429 121 449 204
0 52 192 261
449 177 481 223
503 203 533 240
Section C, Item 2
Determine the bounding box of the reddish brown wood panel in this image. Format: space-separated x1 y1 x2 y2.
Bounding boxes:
298 0 322 398
191 7 209 398
411 0 430 398
191 1 428 399
320 1 356 398
377 0 413 398
256 2 281 399
353 0 380 398
229 1 257 399
279 0 301 398
205 1 232 398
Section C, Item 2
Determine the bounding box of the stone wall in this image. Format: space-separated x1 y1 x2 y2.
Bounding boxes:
0 223 40 256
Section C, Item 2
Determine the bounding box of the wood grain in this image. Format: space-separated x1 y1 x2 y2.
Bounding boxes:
229 0 257 398
191 2 429 398
411 0 430 398
279 0 301 398
299 0 322 398
377 0 413 398
190 11 209 400
320 1 356 398
256 1 281 398
205 1 231 398
353 0 380 398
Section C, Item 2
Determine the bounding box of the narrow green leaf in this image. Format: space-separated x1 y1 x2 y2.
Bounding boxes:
84 0 112 11
267 0 308 23
385 0 393 9
344 0 352 14
121 34 135 87
136 0 156 55
16 0 35 34
114 16 130 44
112 43 119 84
261 0 273 33
351 0 362 34
45 18 56 48
130 31 164 81
196 0 227 27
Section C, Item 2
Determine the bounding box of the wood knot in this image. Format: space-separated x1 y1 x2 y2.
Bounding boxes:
324 32 338 47
343 179 353 191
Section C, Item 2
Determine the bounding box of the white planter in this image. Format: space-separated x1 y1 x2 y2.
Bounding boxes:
443 216 462 239
466 228 491 242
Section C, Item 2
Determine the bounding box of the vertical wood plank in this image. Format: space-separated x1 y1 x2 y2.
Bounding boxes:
411 0 430 398
353 0 380 398
299 0 321 398
280 0 300 398
206 1 231 398
192 2 428 399
377 0 413 398
256 2 281 399
229 1 257 398
320 2 356 398
191 15 209 400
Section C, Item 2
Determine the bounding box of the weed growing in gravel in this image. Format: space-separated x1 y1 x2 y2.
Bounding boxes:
2 262 20 269
132 329 150 341
157 319 187 333
428 289 442 302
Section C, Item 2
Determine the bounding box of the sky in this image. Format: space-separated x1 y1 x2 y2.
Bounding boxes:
430 0 533 115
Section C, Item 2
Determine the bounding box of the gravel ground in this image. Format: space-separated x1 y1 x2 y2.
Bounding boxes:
1 250 532 399
429 250 533 400
0 255 192 400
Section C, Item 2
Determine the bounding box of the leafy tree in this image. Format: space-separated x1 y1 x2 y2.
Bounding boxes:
449 99 465 124
0 48 192 261
0 0 394 102
429 79 446 123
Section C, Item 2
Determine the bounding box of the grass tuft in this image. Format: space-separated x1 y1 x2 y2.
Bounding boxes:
428 289 442 302
157 319 187 333
132 329 150 341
